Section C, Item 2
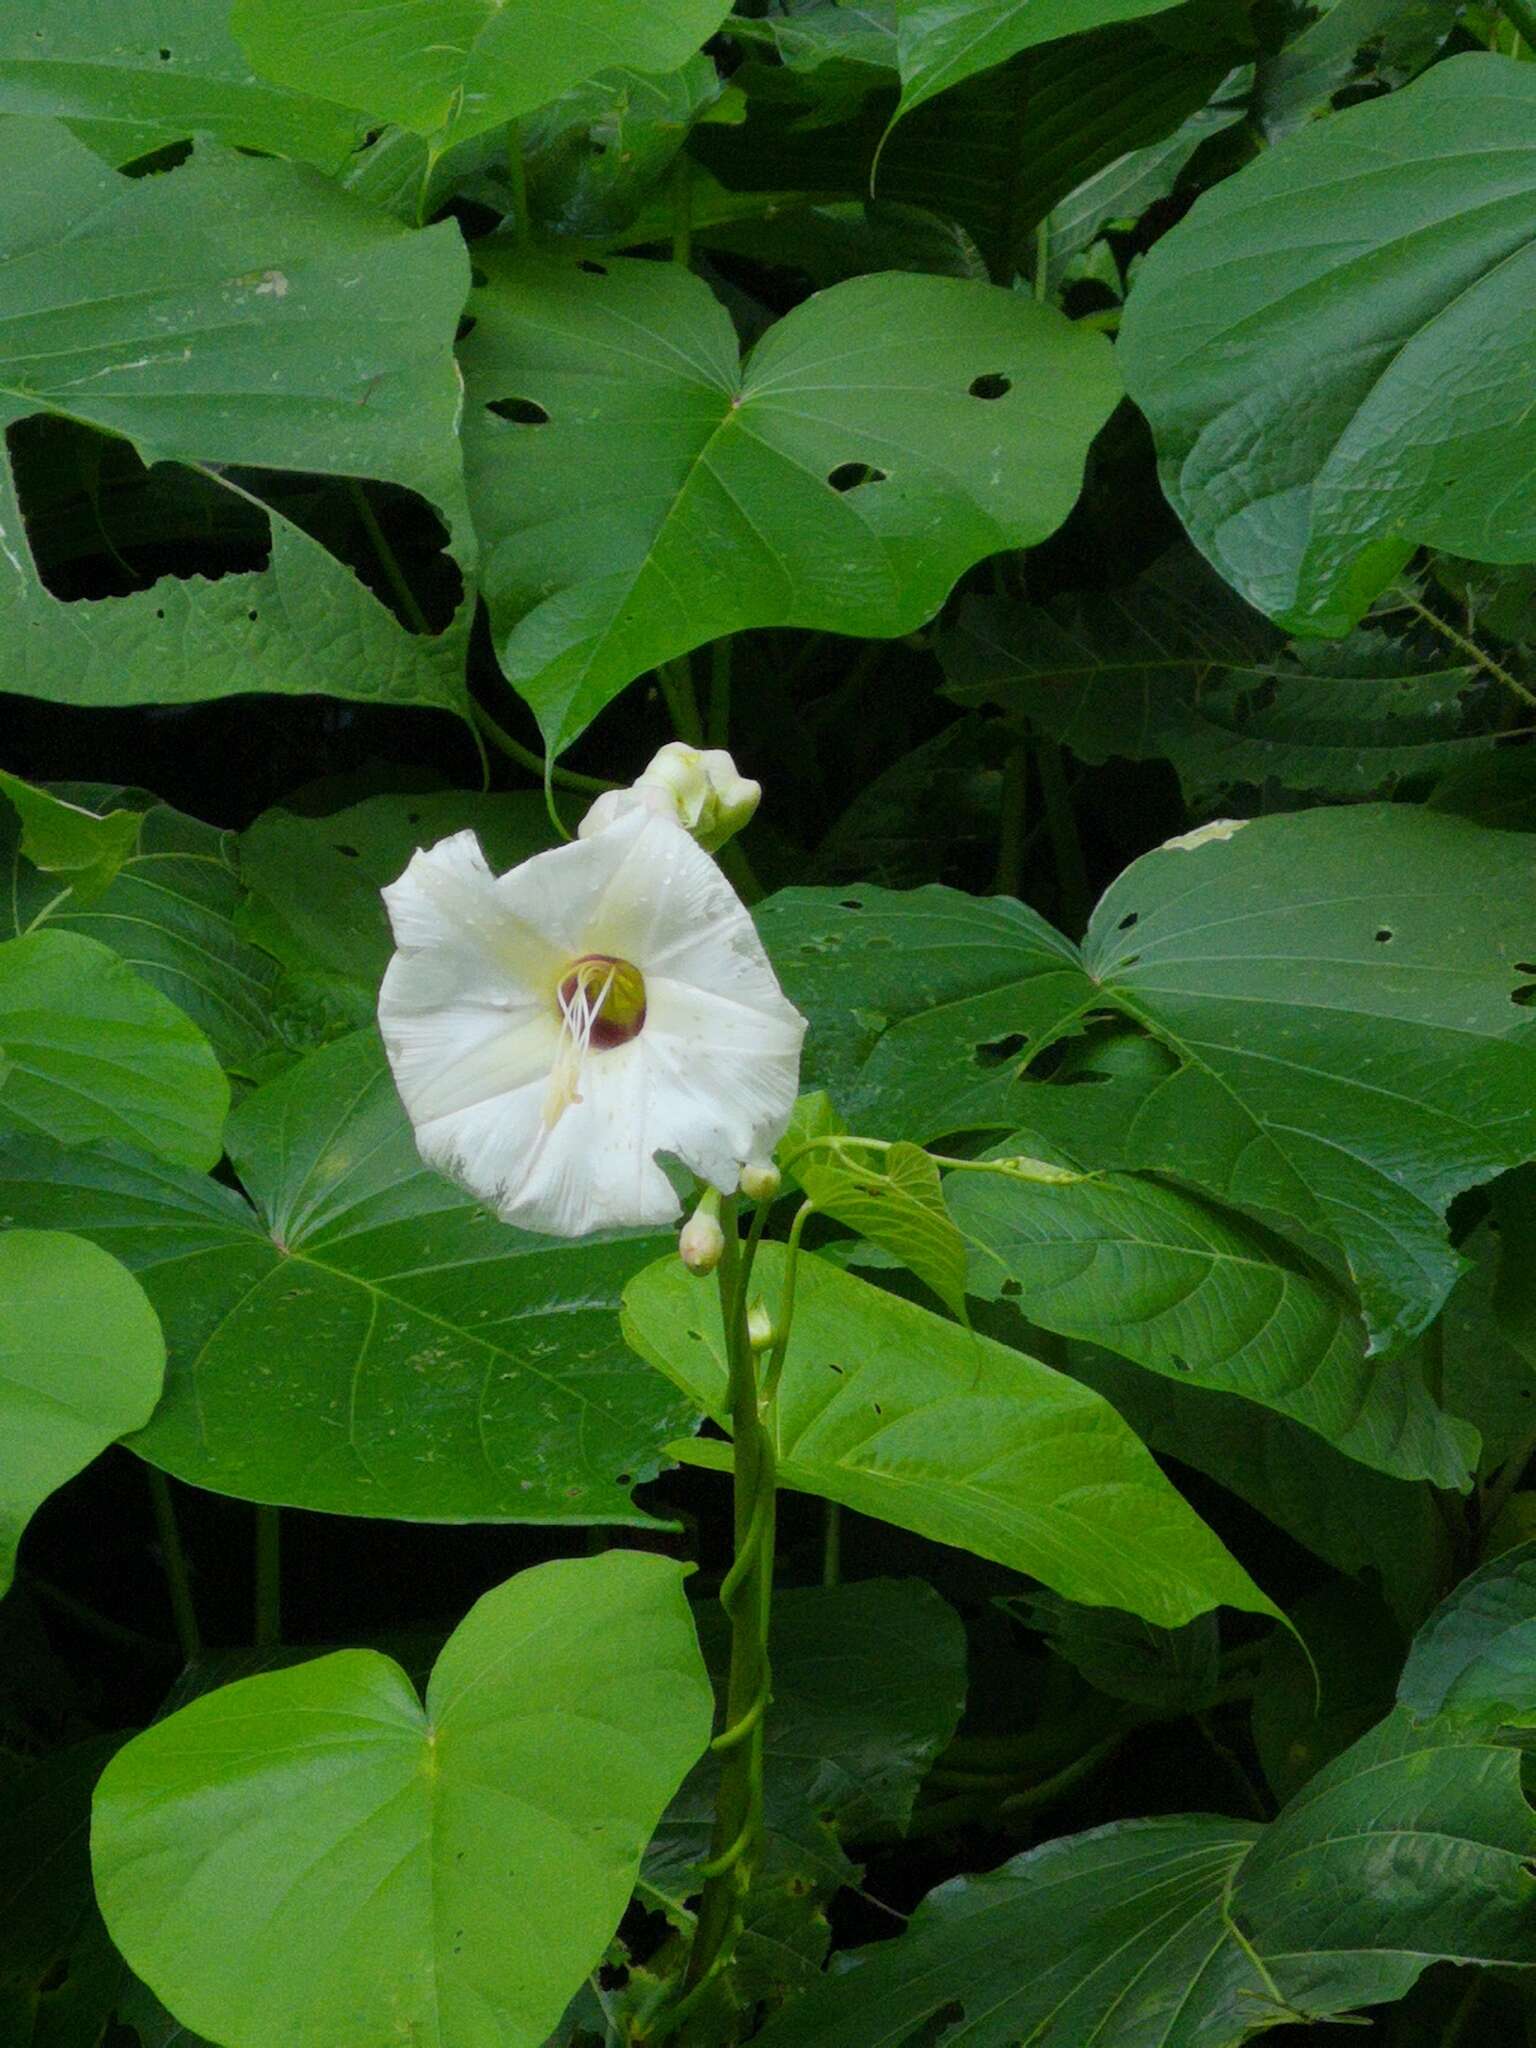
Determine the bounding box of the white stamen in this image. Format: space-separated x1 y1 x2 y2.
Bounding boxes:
543 963 615 1128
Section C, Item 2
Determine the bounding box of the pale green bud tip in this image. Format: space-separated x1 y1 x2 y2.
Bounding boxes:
578 743 761 854
679 1198 726 1275
746 1299 775 1352
739 1159 781 1203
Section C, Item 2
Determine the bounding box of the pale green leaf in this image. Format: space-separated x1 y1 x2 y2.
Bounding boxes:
0 123 472 719
0 1231 164 1596
93 1553 713 2048
624 1245 1280 1629
0 1031 689 1524
461 256 1118 755
231 0 735 152
801 1142 970 1318
1119 53 1536 635
0 773 141 908
0 929 227 1168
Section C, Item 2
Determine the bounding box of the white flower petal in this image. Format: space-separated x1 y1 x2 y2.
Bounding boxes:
381 829 560 991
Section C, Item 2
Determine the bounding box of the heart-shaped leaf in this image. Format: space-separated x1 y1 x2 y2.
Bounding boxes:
0 1031 688 1524
1119 53 1536 634
0 1230 164 1596
93 1552 714 2048
461 255 1118 756
892 0 1193 125
624 1245 1280 1631
0 928 227 1168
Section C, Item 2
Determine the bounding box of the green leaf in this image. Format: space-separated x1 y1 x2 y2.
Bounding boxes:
0 1 363 169
0 1030 690 1524
1251 1581 1404 1805
1119 53 1536 636
624 1245 1280 1630
1434 1220 1536 1478
1070 1342 1450 1631
93 1552 714 2048
0 773 141 908
1398 1539 1536 1734
955 1160 1476 1485
1 793 281 1079
891 0 1193 124
646 1579 967 1999
943 561 1507 804
757 883 1096 1140
0 124 471 719
231 0 735 152
800 1142 970 1319
756 1682 1536 2045
0 929 227 1168
0 1738 128 2048
0 1230 163 1597
524 58 725 242
1010 1589 1222 1713
461 256 1118 755
1080 804 1536 1350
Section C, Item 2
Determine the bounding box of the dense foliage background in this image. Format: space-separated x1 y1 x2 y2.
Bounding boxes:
3 2 1536 2044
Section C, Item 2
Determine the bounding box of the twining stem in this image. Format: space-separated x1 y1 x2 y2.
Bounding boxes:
146 1468 201 1665
1035 737 1091 934
658 657 706 746
346 481 430 636
993 740 1028 897
470 700 619 795
505 118 531 245
255 1506 282 1647
663 1196 780 2029
1400 592 1536 709
671 154 694 270
1498 0 1536 48
706 639 732 749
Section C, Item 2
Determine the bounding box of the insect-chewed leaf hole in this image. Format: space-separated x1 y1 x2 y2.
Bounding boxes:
974 1031 1029 1068
827 462 888 493
968 372 1011 400
489 397 550 426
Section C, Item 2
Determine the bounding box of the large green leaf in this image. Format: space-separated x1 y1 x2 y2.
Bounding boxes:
624 1245 1280 1630
460 256 1118 755
231 0 734 152
0 123 471 717
892 0 1196 125
1080 804 1536 1350
1398 1540 1536 1733
0 1031 689 1524
1 792 281 1079
0 773 141 908
0 1231 163 1598
755 1553 1536 2047
757 883 1096 1139
0 1 362 169
0 929 227 1168
93 1553 713 2048
1119 53 1536 636
956 1160 1474 1485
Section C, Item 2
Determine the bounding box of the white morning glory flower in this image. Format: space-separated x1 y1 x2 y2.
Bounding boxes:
377 807 806 1238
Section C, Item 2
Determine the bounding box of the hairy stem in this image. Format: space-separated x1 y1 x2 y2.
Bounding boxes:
1402 592 1536 709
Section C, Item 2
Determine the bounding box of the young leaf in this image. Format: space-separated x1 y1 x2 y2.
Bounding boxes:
0 1232 164 1596
0 929 227 1168
1120 53 1536 635
231 0 735 152
92 1553 714 2048
955 1161 1477 1486
0 123 471 718
800 1142 970 1318
0 772 142 907
623 1246 1282 1630
0 1032 689 1525
460 256 1118 756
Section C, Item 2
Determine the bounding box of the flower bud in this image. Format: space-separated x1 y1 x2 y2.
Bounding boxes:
746 1299 775 1352
739 1159 781 1203
579 742 761 854
679 1196 726 1275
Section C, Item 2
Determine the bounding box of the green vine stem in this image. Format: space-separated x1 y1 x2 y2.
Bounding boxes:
1499 0 1536 46
146 1467 201 1665
649 1194 784 2039
254 1505 282 1647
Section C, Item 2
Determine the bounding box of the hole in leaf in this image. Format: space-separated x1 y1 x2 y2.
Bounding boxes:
827 462 888 493
1170 1352 1192 1373
872 1402 883 1415
577 259 608 276
1117 911 1139 931
1516 961 1536 974
839 897 863 911
1375 928 1393 943
455 314 477 342
1513 984 1536 1008
334 843 361 859
827 1362 844 1374
1119 953 1140 969
968 372 1010 400
974 1031 1028 1068
158 46 172 61
615 1472 632 1487
1000 1278 1021 1298
489 397 550 426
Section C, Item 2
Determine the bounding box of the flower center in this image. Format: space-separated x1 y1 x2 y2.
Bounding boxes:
543 954 647 1128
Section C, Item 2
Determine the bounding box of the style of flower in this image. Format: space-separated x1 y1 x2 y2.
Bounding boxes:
377 806 806 1238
